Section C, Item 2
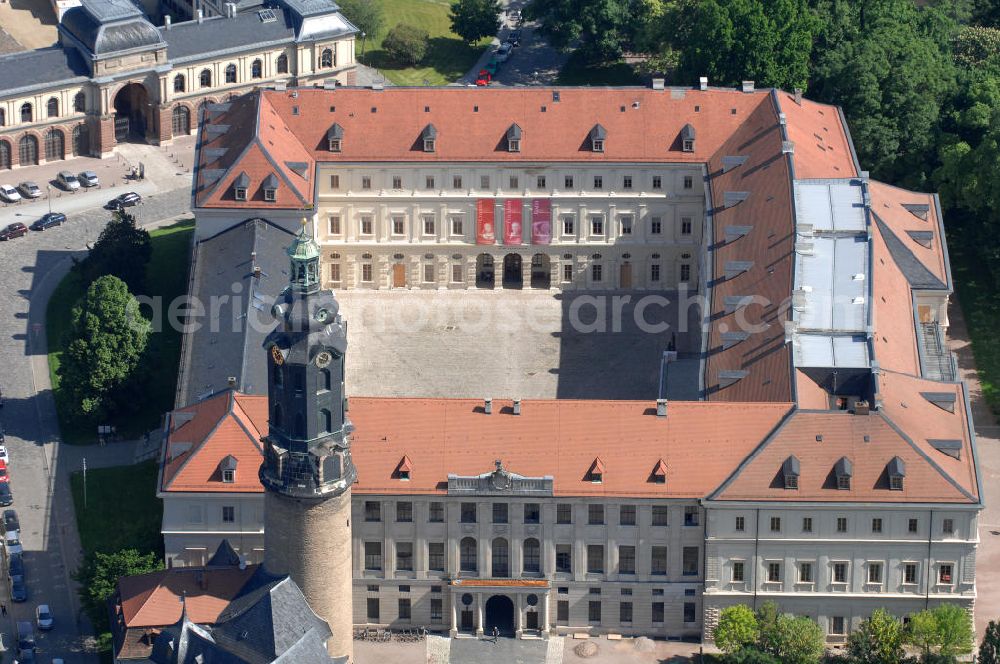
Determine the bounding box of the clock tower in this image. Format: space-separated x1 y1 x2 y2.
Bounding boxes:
260 221 355 661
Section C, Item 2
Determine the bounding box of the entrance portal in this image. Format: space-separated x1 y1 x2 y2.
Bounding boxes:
530 253 550 289
392 263 407 288
484 595 514 636
113 83 150 143
620 261 632 288
503 254 523 288
476 253 494 289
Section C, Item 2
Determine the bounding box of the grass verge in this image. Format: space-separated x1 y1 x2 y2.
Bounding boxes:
556 50 643 86
950 235 1000 415
47 218 195 444
361 0 490 85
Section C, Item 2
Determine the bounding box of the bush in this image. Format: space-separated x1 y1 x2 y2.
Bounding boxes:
383 23 429 65
724 648 781 664
74 548 162 634
716 605 760 654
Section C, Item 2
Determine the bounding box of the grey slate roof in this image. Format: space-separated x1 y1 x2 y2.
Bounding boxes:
62 2 165 56
282 0 342 17
160 10 297 61
181 218 291 405
0 47 89 98
874 215 948 290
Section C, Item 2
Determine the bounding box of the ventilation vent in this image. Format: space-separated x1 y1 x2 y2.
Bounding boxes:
721 155 748 173
906 230 934 248
258 8 277 22
782 141 795 154
723 191 749 208
724 225 751 242
718 370 749 388
929 439 962 459
902 203 930 220
723 295 752 314
920 391 957 413
724 261 754 280
721 331 750 349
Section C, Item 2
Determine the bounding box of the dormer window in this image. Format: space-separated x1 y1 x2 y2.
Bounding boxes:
327 123 344 152
220 455 237 483
506 123 522 153
588 457 605 483
835 456 852 490
589 124 606 153
888 456 905 491
233 171 249 201
262 173 279 202
396 455 413 481
422 124 437 152
681 123 696 152
651 459 667 484
782 455 799 490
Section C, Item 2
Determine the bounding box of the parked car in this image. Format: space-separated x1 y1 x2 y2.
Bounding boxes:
78 170 99 187
10 552 25 578
17 182 41 199
495 42 513 62
35 605 53 631
105 191 142 209
0 184 22 203
56 171 80 191
0 461 10 483
508 30 521 46
0 482 13 506
4 510 22 556
0 223 28 241
0 447 8 464
10 574 27 602
476 69 491 86
30 213 66 231
16 620 34 658
4 510 19 534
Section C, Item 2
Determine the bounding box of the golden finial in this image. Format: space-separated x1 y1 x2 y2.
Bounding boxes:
301 217 308 227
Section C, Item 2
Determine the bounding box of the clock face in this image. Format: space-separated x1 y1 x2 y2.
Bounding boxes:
315 308 330 323
270 345 285 366
315 351 333 368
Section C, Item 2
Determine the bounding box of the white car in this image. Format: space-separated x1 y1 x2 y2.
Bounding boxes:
496 42 513 62
35 604 53 630
78 171 99 187
0 446 9 464
17 182 41 199
0 185 22 203
56 171 80 191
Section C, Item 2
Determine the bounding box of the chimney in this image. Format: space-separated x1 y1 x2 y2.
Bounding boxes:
699 76 708 91
794 88 803 105
253 265 261 279
854 400 870 416
196 8 203 22
513 399 521 415
227 376 237 388
484 398 492 415
238 555 247 570
651 78 665 90
656 398 667 418
741 80 754 93
164 14 171 29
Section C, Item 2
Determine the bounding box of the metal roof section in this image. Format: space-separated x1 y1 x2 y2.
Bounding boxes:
794 333 869 368
793 180 867 233
793 235 868 331
296 11 358 41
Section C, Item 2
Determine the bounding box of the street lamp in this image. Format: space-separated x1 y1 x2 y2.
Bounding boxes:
46 184 51 215
360 31 367 62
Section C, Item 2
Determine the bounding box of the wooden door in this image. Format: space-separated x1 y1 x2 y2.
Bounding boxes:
392 263 406 288
620 262 632 289
918 305 933 323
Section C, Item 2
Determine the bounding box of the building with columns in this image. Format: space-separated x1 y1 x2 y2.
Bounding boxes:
0 0 356 170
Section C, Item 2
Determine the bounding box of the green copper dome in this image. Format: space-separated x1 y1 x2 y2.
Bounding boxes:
287 220 320 261
288 219 321 293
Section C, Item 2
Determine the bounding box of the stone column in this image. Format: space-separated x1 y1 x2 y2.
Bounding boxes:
541 592 550 635
493 255 502 289
156 104 173 145
475 593 484 636
515 593 523 638
450 596 458 637
521 252 531 287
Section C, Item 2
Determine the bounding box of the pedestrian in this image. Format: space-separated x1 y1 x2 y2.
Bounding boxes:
492 625 499 643
2 602 8 616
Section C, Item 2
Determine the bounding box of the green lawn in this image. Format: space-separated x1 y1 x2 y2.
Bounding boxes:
361 0 491 85
70 460 164 557
556 50 643 86
47 219 195 444
950 235 1000 416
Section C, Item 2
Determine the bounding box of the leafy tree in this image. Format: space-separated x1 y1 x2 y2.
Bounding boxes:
76 212 152 293
524 0 637 58
755 601 782 655
725 648 782 664
933 604 974 659
979 620 1000 664
715 604 760 653
57 275 151 421
449 0 501 44
908 609 943 658
382 23 429 65
75 549 162 633
769 614 825 664
848 608 905 664
337 0 385 41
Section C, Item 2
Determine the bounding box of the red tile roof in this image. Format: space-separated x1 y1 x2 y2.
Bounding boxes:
117 566 257 628
774 91 859 179
868 180 948 284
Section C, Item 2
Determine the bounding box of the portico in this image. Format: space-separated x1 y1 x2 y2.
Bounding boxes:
449 579 550 639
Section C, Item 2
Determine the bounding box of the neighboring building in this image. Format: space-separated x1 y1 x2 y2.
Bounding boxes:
0 0 357 169
166 83 981 643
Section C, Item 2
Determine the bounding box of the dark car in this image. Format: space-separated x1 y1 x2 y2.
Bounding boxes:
9 552 24 577
0 223 27 241
0 482 13 507
30 213 65 231
16 620 34 659
105 192 142 209
509 29 521 45
10 573 26 602
4 510 19 535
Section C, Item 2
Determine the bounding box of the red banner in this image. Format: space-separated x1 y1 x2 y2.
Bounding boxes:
476 199 495 245
531 199 552 245
504 200 523 245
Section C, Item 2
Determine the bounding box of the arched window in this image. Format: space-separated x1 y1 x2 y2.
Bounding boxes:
74 91 85 112
44 129 64 161
523 538 540 574
225 64 237 84
18 135 38 166
172 106 190 136
319 367 332 392
491 538 509 577
293 412 305 438
0 108 6 127
272 403 283 428
173 74 186 93
46 97 58 118
20 103 32 123
319 408 331 433
460 538 477 572
72 124 88 156
276 53 288 74
251 59 262 79
199 69 212 88
0 140 10 170
320 48 334 68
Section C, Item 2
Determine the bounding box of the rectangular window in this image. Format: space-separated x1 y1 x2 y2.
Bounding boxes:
557 504 573 524
362 175 372 189
425 176 435 190
460 503 476 523
735 516 745 532
429 502 444 522
364 542 382 570
329 263 341 282
620 215 633 235
428 542 445 571
452 263 463 283
556 544 572 573
509 175 519 189
563 263 574 282
480 175 490 189
868 562 883 584
453 175 462 189
396 502 413 522
557 600 569 622
681 217 692 235
770 517 781 532
588 600 601 623
682 547 699 576
684 602 696 623
592 264 603 282
683 175 693 189
564 175 574 189
650 217 662 234
651 546 667 576
939 564 953 584
623 175 633 189
652 506 669 526
367 597 380 622
423 216 435 235
396 542 414 571
680 264 691 282
563 217 575 235
593 175 603 189
733 561 745 582
330 174 340 189
222 506 235 523
619 546 636 575
524 503 540 524
365 501 381 522
591 216 604 235
684 507 700 526
537 175 547 189
943 518 955 535
833 562 848 584
619 505 636 526
803 517 813 532
430 598 443 622
451 216 464 235
423 263 435 283
328 216 341 234
398 598 411 620
652 602 665 623
361 263 373 282
392 175 402 189
872 518 883 534
360 216 373 235
390 216 404 235
651 263 661 281
800 562 813 583
831 616 846 636
768 562 781 583
837 517 848 533
909 518 919 533
620 601 633 623
587 545 604 574
904 562 917 585
588 504 604 525
652 176 662 189
493 503 509 524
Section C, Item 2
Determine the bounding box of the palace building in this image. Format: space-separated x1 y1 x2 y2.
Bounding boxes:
159 83 981 645
0 0 357 169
